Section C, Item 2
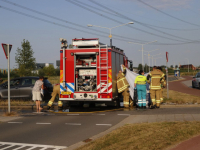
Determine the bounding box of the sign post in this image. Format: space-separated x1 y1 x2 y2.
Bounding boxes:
166 52 169 99
1 43 12 113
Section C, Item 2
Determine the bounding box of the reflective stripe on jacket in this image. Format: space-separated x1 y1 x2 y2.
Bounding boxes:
149 69 165 90
134 75 147 85
117 73 129 93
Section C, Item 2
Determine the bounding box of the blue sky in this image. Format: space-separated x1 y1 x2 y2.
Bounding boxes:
0 0 200 69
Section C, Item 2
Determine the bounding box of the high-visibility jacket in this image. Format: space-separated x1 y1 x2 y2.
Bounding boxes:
148 69 165 90
134 75 147 85
117 72 129 93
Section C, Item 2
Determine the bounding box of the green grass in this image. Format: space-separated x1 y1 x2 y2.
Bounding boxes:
163 89 200 104
77 122 200 150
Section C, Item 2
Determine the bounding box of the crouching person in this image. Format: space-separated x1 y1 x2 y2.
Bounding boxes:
47 84 63 110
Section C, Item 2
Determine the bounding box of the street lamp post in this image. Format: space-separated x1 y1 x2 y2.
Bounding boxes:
185 58 189 72
141 49 159 72
147 53 161 69
154 57 162 66
88 22 134 46
128 40 157 70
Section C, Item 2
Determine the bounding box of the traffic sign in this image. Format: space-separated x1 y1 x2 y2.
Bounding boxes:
1 43 12 59
166 52 169 62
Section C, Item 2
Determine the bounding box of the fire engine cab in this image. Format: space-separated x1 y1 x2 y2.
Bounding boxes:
59 38 132 106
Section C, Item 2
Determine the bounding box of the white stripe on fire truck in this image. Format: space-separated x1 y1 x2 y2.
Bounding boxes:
66 83 74 93
97 83 112 93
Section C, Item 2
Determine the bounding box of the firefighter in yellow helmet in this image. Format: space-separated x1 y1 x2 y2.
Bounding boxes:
157 67 166 103
147 66 165 108
117 65 130 108
47 84 63 110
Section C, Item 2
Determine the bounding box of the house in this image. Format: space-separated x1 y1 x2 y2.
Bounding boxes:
180 64 196 70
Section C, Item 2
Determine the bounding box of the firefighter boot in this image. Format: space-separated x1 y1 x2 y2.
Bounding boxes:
155 90 161 108
58 101 63 110
156 100 161 108
47 101 53 110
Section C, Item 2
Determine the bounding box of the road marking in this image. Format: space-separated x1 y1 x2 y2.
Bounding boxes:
7 122 23 124
67 114 79 115
96 124 112 126
36 123 51 125
117 114 130 116
0 142 67 150
65 123 81 125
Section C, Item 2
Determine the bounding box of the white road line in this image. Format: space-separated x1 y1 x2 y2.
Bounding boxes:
26 147 38 150
65 123 81 125
0 142 67 149
36 123 51 125
67 114 79 115
96 124 112 126
13 146 26 150
7 122 23 124
117 114 130 116
1 145 15 150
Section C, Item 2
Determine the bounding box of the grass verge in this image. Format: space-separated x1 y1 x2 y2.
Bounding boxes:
163 89 200 104
0 99 39 106
77 121 200 150
3 111 19 117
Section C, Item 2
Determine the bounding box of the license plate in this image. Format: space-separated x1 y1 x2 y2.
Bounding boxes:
61 91 71 95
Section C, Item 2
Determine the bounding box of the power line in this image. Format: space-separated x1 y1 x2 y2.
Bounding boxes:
89 0 199 31
88 0 199 42
0 3 199 46
0 0 148 43
66 0 191 43
137 0 200 27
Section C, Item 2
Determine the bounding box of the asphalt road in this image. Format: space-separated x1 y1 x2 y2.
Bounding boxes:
1 107 200 149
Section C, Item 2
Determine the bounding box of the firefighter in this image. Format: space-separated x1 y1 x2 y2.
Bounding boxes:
147 66 165 108
47 84 63 110
134 70 147 109
157 67 166 103
117 65 130 108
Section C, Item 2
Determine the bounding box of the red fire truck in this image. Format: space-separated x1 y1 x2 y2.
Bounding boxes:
59 38 132 106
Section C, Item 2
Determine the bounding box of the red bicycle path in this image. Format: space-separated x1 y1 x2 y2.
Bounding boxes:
170 135 200 150
168 76 200 150
168 76 200 97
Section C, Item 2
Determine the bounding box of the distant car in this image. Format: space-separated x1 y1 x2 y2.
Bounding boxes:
192 72 200 89
0 76 53 101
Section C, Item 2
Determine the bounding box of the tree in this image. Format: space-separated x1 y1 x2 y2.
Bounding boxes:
138 63 142 70
15 39 36 76
43 65 56 76
144 63 149 72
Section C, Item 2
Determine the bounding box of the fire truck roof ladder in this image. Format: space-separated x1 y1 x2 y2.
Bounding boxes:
72 38 106 48
99 44 108 96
